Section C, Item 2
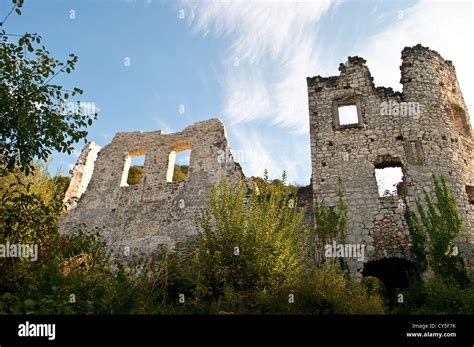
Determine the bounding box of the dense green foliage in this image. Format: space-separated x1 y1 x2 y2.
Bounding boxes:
157 175 384 313
0 165 63 244
194 178 308 296
395 277 474 314
313 178 348 268
2 167 473 314
0 168 386 314
0 1 95 176
407 176 470 285
400 176 473 313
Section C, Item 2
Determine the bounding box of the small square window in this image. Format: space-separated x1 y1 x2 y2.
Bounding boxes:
334 100 362 129
338 105 359 125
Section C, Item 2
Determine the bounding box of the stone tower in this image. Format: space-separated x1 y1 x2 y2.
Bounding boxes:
307 44 473 282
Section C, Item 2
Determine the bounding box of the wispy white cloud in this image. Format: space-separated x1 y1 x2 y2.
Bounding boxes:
187 0 332 64
184 0 334 134
272 40 319 132
180 0 472 184
222 40 319 133
360 0 473 119
180 0 333 183
223 70 271 124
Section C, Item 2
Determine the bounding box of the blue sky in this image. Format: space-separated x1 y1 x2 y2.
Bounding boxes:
2 0 472 184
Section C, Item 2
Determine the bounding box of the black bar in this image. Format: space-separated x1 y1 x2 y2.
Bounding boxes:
0 315 472 346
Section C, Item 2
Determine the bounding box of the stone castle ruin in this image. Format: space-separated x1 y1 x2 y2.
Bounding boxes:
62 45 473 285
61 119 246 256
308 44 473 283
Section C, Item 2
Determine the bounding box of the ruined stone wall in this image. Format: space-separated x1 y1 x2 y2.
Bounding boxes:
60 119 246 257
61 45 473 274
63 141 101 209
307 44 473 276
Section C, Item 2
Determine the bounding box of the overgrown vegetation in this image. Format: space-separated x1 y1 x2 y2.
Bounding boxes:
0 168 385 314
313 178 348 270
399 175 473 314
0 1 472 316
2 165 473 315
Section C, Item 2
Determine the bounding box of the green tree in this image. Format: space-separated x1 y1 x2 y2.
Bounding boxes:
193 175 310 302
54 175 71 196
0 0 95 175
0 164 64 299
0 164 63 244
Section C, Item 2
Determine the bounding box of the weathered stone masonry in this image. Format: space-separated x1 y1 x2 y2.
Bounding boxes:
307 44 473 276
63 142 101 209
61 119 245 256
62 44 473 280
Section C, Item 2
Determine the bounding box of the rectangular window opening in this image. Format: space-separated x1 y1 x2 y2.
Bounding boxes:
338 104 359 126
375 166 404 197
166 149 191 182
121 155 145 187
